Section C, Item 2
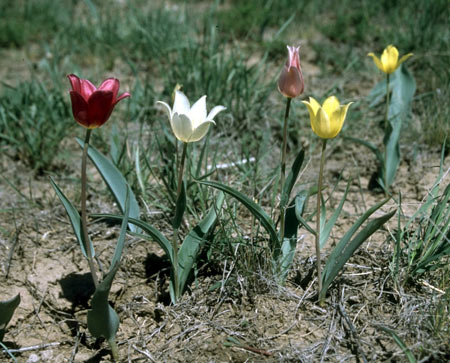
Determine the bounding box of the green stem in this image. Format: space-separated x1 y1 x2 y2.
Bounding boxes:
172 142 188 302
109 338 119 361
384 73 390 193
81 129 98 288
316 139 327 302
279 97 292 243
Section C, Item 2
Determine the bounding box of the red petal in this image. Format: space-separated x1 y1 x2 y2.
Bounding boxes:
67 74 81 93
87 90 114 128
99 78 120 100
69 91 90 127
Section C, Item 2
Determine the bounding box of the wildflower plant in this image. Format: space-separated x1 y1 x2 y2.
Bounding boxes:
349 45 415 192
51 74 132 360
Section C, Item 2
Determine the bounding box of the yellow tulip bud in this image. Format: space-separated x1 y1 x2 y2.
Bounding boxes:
302 96 353 139
368 45 413 74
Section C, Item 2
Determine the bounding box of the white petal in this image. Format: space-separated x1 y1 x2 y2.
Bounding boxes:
189 121 214 142
189 95 207 128
156 101 173 120
171 113 193 143
207 105 226 121
173 91 191 116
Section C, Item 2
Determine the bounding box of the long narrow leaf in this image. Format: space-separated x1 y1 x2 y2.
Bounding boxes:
344 136 384 166
281 149 305 208
321 209 395 299
50 177 94 258
92 214 173 262
176 192 224 297
0 294 20 341
377 326 417 363
76 138 140 233
320 181 350 248
197 180 280 252
110 188 130 270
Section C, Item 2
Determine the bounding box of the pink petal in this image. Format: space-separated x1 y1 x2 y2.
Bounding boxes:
80 79 97 101
67 74 81 93
87 90 114 128
113 92 131 105
99 78 120 100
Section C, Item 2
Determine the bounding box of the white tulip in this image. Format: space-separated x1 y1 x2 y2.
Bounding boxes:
157 91 226 143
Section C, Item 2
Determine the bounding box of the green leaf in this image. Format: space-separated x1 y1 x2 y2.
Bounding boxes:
92 214 173 263
76 138 140 233
197 180 280 254
173 192 224 300
280 149 305 208
344 136 384 166
87 192 130 344
321 200 395 299
278 190 309 282
0 294 20 341
320 181 350 248
50 177 93 258
377 326 417 363
173 180 186 229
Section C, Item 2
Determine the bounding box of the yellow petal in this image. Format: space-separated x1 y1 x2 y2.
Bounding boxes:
302 98 319 126
314 107 332 139
322 96 340 118
381 45 399 74
397 53 413 67
368 52 384 72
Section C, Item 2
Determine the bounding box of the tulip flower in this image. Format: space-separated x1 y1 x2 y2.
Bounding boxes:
278 45 304 98
157 91 225 143
302 96 353 139
367 45 413 74
68 74 130 129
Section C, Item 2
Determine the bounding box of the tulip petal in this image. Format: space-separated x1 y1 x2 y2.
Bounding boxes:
206 105 226 122
80 79 97 101
316 107 333 138
69 91 89 127
368 53 384 72
87 90 114 128
189 95 207 128
322 96 340 117
99 78 120 100
114 92 131 105
302 101 318 131
189 121 214 142
67 74 82 93
156 101 173 120
339 102 353 126
398 53 413 67
171 113 193 143
381 45 399 74
173 91 191 116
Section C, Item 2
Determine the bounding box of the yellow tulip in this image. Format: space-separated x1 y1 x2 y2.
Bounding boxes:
368 45 413 74
302 96 352 139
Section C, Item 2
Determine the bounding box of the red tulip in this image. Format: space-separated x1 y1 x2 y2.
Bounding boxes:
67 74 130 129
278 45 304 98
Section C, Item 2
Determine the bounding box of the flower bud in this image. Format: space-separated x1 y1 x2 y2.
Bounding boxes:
278 45 304 98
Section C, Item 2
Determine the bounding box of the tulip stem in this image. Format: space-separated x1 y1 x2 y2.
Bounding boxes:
172 142 188 302
316 139 327 303
384 73 390 194
279 97 292 244
81 129 99 288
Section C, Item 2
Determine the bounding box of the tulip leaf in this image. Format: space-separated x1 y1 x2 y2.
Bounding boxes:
278 190 309 281
173 180 186 229
344 136 384 166
50 177 94 258
281 149 305 209
321 200 395 300
197 180 280 254
76 138 140 233
92 214 173 263
171 192 224 302
377 326 417 363
320 181 350 248
87 190 129 345
0 294 20 342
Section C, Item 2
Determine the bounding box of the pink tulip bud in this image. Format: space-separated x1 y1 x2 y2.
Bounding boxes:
278 45 304 98
67 74 130 129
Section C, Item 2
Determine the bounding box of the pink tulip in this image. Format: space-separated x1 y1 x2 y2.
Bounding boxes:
67 74 130 129
278 45 304 98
